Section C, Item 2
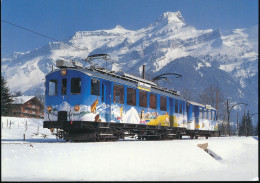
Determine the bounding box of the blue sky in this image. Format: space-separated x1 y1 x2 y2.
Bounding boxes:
1 0 258 57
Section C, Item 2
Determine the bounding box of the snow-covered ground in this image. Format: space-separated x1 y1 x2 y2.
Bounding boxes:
1 116 258 181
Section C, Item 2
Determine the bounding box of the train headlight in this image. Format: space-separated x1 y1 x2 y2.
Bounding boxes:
47 106 52 112
60 69 67 76
74 105 80 112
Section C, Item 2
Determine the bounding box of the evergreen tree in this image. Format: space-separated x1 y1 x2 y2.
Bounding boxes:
239 111 246 136
246 111 254 136
1 76 13 116
239 110 254 136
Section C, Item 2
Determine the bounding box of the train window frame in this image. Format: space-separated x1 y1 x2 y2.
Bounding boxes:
70 78 81 95
91 78 100 96
139 90 147 108
160 96 167 111
179 101 183 114
149 93 157 109
113 83 124 104
175 100 178 113
203 109 206 119
49 79 58 96
212 110 215 120
127 87 136 106
61 78 67 95
199 108 203 119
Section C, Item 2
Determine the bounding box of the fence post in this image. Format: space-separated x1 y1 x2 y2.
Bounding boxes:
23 134 25 141
9 121 11 129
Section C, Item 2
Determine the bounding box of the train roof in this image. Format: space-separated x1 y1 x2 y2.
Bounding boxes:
53 59 182 99
187 101 216 110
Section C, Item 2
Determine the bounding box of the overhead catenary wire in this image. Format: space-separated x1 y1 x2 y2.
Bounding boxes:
1 19 87 52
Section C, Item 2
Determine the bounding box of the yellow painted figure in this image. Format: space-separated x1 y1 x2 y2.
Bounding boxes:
146 113 170 126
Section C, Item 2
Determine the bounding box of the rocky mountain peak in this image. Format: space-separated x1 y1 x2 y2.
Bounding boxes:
158 11 186 25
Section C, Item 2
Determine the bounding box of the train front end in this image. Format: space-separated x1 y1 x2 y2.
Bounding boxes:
43 60 97 141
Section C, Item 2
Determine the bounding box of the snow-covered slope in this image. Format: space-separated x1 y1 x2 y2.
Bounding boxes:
1 116 259 181
1 11 258 123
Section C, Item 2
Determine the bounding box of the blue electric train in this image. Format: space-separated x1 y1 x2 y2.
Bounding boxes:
43 54 219 141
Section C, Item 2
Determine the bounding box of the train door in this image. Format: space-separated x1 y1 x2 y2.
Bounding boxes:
169 98 174 127
194 106 200 129
61 78 69 103
102 80 112 122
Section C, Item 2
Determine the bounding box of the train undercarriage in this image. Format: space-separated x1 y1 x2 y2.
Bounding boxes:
43 121 219 142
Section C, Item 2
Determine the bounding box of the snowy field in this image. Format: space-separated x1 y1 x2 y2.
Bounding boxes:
1 116 259 181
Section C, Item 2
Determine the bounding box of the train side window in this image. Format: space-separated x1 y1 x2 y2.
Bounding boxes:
199 108 203 119
91 78 100 96
139 90 147 108
49 79 58 96
149 93 157 109
160 96 167 111
113 84 124 104
209 110 212 120
127 87 136 106
175 100 178 113
71 78 81 94
179 101 182 114
61 78 67 95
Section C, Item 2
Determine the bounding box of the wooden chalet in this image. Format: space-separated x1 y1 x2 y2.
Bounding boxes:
9 96 44 119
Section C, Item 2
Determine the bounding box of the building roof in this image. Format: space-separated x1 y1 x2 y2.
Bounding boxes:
11 96 35 104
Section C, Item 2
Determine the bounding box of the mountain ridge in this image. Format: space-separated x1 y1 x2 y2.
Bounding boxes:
1 11 258 124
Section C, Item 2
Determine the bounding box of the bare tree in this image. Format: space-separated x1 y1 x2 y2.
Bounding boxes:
181 88 196 101
197 85 225 119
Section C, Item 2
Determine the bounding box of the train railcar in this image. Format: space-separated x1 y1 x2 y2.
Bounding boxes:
43 54 219 141
186 101 218 139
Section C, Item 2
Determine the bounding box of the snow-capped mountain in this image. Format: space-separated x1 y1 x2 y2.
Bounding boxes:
1 11 258 123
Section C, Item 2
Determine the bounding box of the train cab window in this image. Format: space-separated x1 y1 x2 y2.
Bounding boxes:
61 78 67 95
179 101 183 114
127 87 136 106
49 79 58 96
113 84 124 104
175 100 178 113
139 90 147 108
71 78 81 94
91 78 100 96
160 96 167 111
149 93 157 109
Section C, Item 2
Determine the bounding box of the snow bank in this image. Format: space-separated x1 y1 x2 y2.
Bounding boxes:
1 117 258 181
